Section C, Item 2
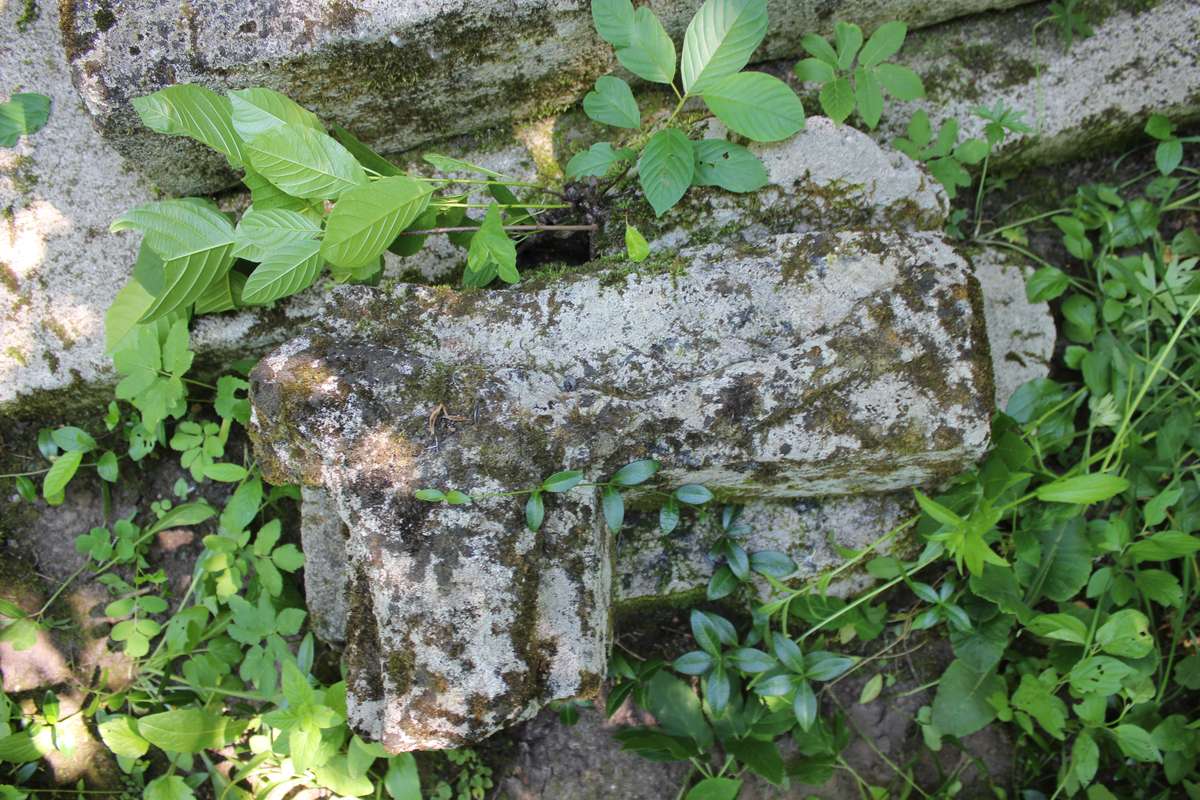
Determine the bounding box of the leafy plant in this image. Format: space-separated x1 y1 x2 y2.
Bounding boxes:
793 20 925 129
570 0 805 216
0 92 49 147
1046 0 1093 50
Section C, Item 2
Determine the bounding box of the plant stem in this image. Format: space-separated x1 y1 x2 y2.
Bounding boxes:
396 224 597 236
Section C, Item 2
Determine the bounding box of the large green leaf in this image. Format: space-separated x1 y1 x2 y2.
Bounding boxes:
592 0 635 47
858 20 907 67
111 199 236 322
242 165 311 212
854 67 883 129
322 176 433 268
616 7 676 85
132 85 244 167
583 76 641 129
332 123 403 176
692 138 767 192
931 659 1004 737
1015 517 1093 603
680 0 768 94
1036 473 1129 504
242 240 324 305
639 128 694 216
819 76 855 123
194 271 244 314
466 204 518 286
228 87 324 142
244 125 367 199
105 278 155 353
234 207 321 261
702 72 804 142
137 708 244 753
644 670 713 748
0 92 51 147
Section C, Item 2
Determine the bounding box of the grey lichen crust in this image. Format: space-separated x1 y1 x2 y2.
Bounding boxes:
62 0 1028 194
248 229 992 750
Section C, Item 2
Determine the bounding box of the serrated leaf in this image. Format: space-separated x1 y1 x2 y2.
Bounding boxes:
833 21 863 70
680 0 768 94
233 208 320 262
639 128 694 216
243 240 324 305
111 199 236 322
583 76 641 129
133 85 244 167
853 67 883 129
565 142 636 179
228 87 324 142
616 7 676 85
692 138 768 192
819 76 855 124
793 57 835 84
244 125 367 199
322 176 433 268
858 21 906 67
703 72 805 142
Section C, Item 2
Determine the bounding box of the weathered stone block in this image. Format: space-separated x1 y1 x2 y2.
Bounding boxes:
248 229 992 749
62 0 1030 194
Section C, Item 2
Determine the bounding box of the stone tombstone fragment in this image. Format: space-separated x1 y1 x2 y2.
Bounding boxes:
249 229 993 750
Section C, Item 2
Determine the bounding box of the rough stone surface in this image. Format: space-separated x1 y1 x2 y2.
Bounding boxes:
882 0 1200 165
971 247 1054 409
298 486 915 644
62 0 1030 194
596 116 947 258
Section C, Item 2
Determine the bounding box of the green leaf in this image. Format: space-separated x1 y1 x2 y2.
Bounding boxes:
1016 517 1092 603
0 619 38 651
43 451 82 504
819 77 855 123
146 501 217 535
602 486 625 533
466 204 519 285
97 450 119 482
1036 473 1128 504
233 208 320 262
137 708 243 752
133 85 244 167
853 67 883 129
692 139 768 192
272 544 305 571
1096 609 1154 658
639 129 695 216
749 550 795 578
660 497 680 533
724 736 784 785
954 138 990 165
1114 724 1161 763
565 142 636 179
332 124 403 177
800 33 838 66
859 673 883 704
875 62 924 100
110 199 236 323
1012 673 1067 739
228 87 324 142
1027 613 1088 644
685 778 741 800
162 317 193 376
323 176 432 269
680 0 768 94
244 125 367 199
613 458 659 485
1072 731 1099 785
1026 266 1069 302
144 775 195 800
794 57 836 84
542 470 584 493
1144 113 1173 141
644 670 713 748
242 240 324 305
194 272 243 314
314 754 375 797
674 484 713 505
616 7 676 85
414 489 445 502
52 426 96 453
625 224 650 262
833 21 863 70
931 659 1004 737
1069 656 1133 696
583 76 641 129
384 753 421 799
703 72 805 141
591 0 636 48
204 463 249 483
673 650 714 675
1156 139 1183 175
1136 569 1183 606
423 153 508 179
0 92 50 146
98 716 150 758
793 679 817 729
105 278 156 353
858 20 906 67
525 492 544 532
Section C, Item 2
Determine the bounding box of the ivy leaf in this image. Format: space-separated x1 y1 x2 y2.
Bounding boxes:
692 139 768 193
639 129 695 216
565 142 636 179
233 208 320 262
931 659 1004 737
680 0 768 95
228 87 324 142
616 7 676 85
111 199 237 323
466 204 519 286
244 125 367 199
591 0 636 48
858 20 906 67
323 176 432 269
0 92 50 146
132 85 244 167
703 72 805 142
583 76 641 129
